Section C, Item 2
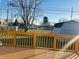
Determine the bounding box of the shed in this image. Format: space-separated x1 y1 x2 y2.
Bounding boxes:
52 20 79 35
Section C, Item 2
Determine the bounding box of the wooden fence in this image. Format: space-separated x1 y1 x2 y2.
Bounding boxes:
0 30 79 52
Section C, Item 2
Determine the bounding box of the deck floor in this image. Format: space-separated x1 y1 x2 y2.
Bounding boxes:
0 46 78 59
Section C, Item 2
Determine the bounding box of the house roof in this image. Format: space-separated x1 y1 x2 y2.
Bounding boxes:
54 22 64 28
54 20 79 28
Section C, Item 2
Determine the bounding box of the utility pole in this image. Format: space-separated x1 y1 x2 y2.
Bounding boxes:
71 7 73 20
11 13 13 22
7 0 10 22
7 0 10 29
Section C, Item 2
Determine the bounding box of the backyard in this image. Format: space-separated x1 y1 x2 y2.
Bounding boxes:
0 0 79 59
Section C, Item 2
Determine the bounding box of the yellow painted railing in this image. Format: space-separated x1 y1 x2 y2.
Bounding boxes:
0 30 79 52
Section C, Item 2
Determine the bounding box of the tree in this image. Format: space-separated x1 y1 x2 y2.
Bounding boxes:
42 16 50 25
14 19 19 26
9 0 41 31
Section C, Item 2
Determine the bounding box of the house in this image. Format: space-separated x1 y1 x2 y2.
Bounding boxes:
52 20 79 35
0 20 8 26
30 25 54 30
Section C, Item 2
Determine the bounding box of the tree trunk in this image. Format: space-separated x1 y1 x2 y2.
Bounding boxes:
25 27 28 31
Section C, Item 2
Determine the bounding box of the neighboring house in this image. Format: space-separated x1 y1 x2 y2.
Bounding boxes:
0 20 8 26
52 20 79 35
0 20 16 30
0 20 53 31
30 25 54 30
18 24 54 32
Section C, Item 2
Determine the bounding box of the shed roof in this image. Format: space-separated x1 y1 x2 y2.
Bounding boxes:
54 22 64 28
54 20 79 28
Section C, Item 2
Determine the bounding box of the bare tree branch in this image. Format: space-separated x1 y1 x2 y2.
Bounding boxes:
10 0 41 31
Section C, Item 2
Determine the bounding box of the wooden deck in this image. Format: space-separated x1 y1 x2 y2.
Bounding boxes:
0 46 78 59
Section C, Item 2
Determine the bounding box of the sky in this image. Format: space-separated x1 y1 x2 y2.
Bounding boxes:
0 0 79 25
40 0 79 24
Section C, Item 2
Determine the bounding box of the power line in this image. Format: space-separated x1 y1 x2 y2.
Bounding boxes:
41 11 79 15
42 9 79 13
41 7 79 13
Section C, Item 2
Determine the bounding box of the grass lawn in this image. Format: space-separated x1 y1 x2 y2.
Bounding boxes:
27 29 50 33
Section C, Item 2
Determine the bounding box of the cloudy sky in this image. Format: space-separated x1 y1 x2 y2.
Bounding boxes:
0 0 79 25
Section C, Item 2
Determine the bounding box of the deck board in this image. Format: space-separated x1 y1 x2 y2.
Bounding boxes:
0 46 78 59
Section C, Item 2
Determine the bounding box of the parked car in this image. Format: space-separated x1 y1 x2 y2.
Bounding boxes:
0 41 2 46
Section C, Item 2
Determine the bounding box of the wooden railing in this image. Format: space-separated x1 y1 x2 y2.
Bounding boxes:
0 30 79 52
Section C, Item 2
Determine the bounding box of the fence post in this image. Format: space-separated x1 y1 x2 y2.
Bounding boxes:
53 34 57 50
33 32 36 49
13 31 16 47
